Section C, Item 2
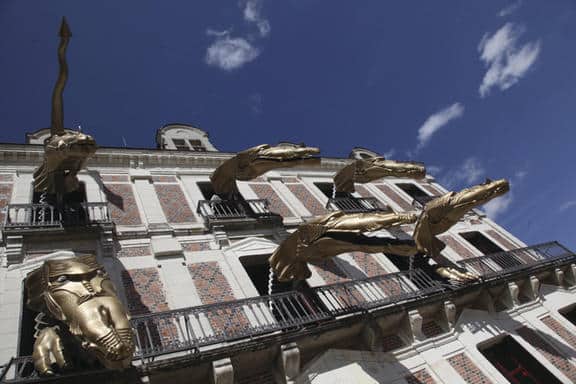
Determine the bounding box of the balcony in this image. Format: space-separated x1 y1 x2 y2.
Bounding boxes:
196 199 281 229
2 242 575 383
458 241 574 280
3 202 112 232
326 197 391 213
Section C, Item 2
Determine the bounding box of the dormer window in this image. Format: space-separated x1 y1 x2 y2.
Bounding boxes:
173 139 189 151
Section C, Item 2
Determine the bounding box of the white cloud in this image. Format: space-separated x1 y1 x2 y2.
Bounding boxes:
440 157 485 189
205 35 260 71
498 0 522 17
514 170 527 181
416 103 464 150
478 23 541 97
426 165 443 176
382 148 396 159
559 201 576 212
243 0 271 37
483 193 513 219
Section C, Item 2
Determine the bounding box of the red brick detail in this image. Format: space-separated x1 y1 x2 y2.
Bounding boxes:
310 259 349 284
0 184 13 225
101 174 129 183
541 316 576 350
422 321 444 338
249 183 295 217
154 184 196 223
439 234 477 259
121 268 177 348
382 334 405 352
152 175 177 183
517 326 576 381
375 184 412 211
0 174 14 182
405 369 437 384
187 262 249 333
417 182 444 197
182 242 211 252
355 185 373 198
103 183 142 225
285 183 327 215
447 353 493 384
350 252 387 277
116 246 151 258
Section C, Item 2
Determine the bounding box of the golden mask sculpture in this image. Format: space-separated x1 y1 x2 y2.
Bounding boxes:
25 255 134 375
210 143 320 197
270 179 510 282
334 157 426 194
33 18 97 196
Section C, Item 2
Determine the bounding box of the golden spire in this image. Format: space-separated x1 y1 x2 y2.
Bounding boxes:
50 17 71 136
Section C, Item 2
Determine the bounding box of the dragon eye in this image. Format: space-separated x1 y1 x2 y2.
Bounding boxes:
56 275 68 283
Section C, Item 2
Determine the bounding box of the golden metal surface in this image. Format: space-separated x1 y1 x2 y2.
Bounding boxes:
25 255 134 374
334 157 426 193
270 179 510 283
413 178 510 258
33 18 98 195
211 143 320 197
269 211 417 281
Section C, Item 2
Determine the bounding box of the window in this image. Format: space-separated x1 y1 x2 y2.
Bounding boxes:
188 139 206 152
460 231 504 254
173 139 189 151
18 286 36 358
480 335 561 384
240 254 298 296
396 183 429 200
197 182 215 200
560 305 576 325
314 182 335 198
460 231 521 269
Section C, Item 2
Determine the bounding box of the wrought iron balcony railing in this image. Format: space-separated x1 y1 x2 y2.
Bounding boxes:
131 291 330 360
458 241 574 279
326 197 391 213
2 242 575 383
197 199 278 228
3 202 112 230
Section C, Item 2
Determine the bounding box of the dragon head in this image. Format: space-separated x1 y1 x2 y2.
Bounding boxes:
34 131 98 194
26 255 134 370
413 179 510 255
211 142 320 197
334 157 426 193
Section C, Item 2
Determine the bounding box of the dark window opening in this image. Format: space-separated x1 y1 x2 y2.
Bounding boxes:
480 335 562 384
396 183 429 200
188 139 206 152
560 306 576 325
460 231 521 269
314 182 335 198
197 182 216 200
173 139 189 151
31 183 88 224
460 231 504 254
18 286 36 357
240 254 296 296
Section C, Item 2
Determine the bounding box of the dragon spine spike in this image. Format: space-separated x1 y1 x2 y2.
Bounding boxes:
51 17 71 136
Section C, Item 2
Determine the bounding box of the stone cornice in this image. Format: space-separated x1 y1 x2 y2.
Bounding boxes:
0 143 350 172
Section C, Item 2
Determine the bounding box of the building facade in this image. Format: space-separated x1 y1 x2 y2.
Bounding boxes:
1 124 576 384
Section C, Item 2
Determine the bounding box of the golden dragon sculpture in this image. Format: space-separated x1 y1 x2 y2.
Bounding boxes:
210 142 320 198
334 157 426 194
25 255 134 375
33 18 97 197
269 179 510 282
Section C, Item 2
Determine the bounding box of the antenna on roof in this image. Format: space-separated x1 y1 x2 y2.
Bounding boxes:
122 136 127 148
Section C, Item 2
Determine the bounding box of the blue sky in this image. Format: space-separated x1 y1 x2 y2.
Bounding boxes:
0 0 575 249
